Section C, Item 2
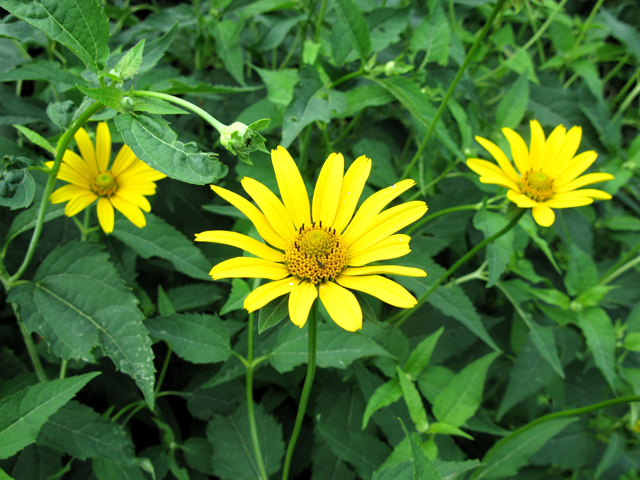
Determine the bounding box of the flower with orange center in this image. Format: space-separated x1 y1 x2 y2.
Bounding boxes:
195 146 427 331
466 120 614 226
47 122 166 233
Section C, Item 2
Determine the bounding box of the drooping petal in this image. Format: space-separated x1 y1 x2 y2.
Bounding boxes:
288 281 317 327
475 136 521 184
466 159 520 190
341 265 426 277
97 197 115 233
554 172 615 193
244 277 300 313
96 122 111 172
335 274 417 308
64 191 98 217
272 146 311 228
50 184 89 204
502 128 530 175
113 186 152 212
110 194 146 228
210 257 290 280
242 177 295 241
529 120 546 170
111 145 138 176
553 151 598 186
195 230 284 262
507 190 537 208
74 127 99 176
531 204 555 227
312 152 344 227
346 234 411 266
318 281 362 332
332 155 372 234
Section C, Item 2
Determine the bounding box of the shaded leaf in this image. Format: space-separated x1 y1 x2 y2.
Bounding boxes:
576 307 616 391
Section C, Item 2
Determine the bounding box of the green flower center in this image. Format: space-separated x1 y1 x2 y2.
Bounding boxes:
284 223 348 284
91 171 118 197
521 170 554 202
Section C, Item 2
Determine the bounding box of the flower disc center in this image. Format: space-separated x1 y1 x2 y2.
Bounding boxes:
521 170 554 202
285 223 348 284
91 171 118 197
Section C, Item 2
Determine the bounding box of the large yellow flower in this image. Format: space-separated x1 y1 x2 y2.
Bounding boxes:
467 120 614 227
48 122 166 233
196 146 427 331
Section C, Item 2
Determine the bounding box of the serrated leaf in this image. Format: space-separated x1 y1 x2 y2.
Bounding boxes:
496 74 529 129
166 283 222 312
403 327 444 379
331 0 371 61
78 86 123 112
112 213 211 280
0 0 109 73
115 112 227 185
397 367 429 433
13 125 55 154
111 39 145 80
0 372 99 459
576 307 616 391
255 67 298 106
362 377 402 430
221 278 250 315
410 2 449 66
157 285 175 316
145 313 231 364
209 20 245 86
258 295 289 333
93 458 147 480
565 244 598 296
181 437 213 474
473 209 514 287
7 242 155 406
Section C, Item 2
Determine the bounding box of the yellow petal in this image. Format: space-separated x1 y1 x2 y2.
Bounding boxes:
532 205 555 227
546 126 582 177
194 230 284 262
332 155 372 234
475 136 521 184
553 151 598 186
50 184 89 204
553 189 611 201
210 257 290 280
529 120 546 171
116 180 158 195
74 127 98 176
61 150 93 181
539 124 566 172
554 172 615 193
288 281 317 327
97 197 114 233
65 191 97 217
502 128 530 175
244 277 300 313
341 265 426 277
110 194 146 228
543 197 593 208
111 145 138 176
347 234 411 267
242 177 295 241
336 274 417 308
119 159 166 181
319 281 362 331
56 163 91 187
211 185 288 250
272 146 311 229
466 159 520 190
96 122 111 172
114 187 152 212
312 152 344 226
507 190 537 208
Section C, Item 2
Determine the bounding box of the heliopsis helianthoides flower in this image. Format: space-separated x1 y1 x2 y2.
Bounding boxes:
466 120 614 227
195 146 427 332
47 122 166 233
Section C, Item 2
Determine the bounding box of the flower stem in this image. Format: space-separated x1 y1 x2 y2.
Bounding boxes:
598 254 640 287
155 344 173 395
406 201 502 235
399 0 510 181
598 239 640 286
19 318 48 383
8 101 105 285
282 300 318 480
390 209 525 327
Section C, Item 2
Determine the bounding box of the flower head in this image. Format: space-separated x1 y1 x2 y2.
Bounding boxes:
48 122 166 233
467 120 614 227
196 146 427 331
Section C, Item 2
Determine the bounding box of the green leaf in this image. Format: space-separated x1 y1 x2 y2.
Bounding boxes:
209 20 245 86
601 215 640 231
0 156 35 210
258 295 289 333
37 401 136 464
0 468 11 480
574 285 615 309
269 323 394 373
0 372 99 459
397 419 440 480
255 67 298 106
428 422 474 440
138 22 179 75
564 244 598 296
13 125 55 155
576 307 616 391
623 332 640 352
594 431 624 479
93 459 147 480
518 214 561 273
472 209 514 287
47 100 75 131
111 39 145 81
4 203 65 251
331 0 371 61
181 437 213 474
112 213 211 281
496 74 529 129
7 242 155 407
78 86 123 112
362 378 402 430
339 84 395 118
403 327 444 379
207 402 284 480
0 61 86 86
397 367 429 433
220 279 250 315
0 0 110 73
145 313 231 364
123 95 188 115
432 352 501 427
410 1 450 66
166 283 222 312
526 287 570 309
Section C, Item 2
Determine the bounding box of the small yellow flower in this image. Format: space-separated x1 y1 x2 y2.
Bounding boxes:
47 122 166 233
467 120 614 227
196 146 427 332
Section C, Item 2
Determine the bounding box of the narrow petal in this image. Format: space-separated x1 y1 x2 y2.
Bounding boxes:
195 230 284 262
319 281 362 332
502 128 530 175
312 152 344 226
341 265 426 277
553 151 598 186
553 189 612 201
242 177 295 241
244 277 300 313
532 205 555 227
546 126 582 177
332 155 372 234
116 180 158 196
272 146 311 228
56 163 91 187
288 281 318 327
210 257 290 280
347 234 411 266
539 124 566 171
111 145 138 176
336 274 417 308
97 197 115 233
119 159 166 181
110 194 146 228
96 122 111 172
211 185 288 250
507 190 537 208
50 184 90 204
554 173 615 193
543 197 593 208
65 192 97 217
475 136 521 184
74 127 99 176
61 150 93 181
466 159 520 190
529 120 546 171
113 187 152 212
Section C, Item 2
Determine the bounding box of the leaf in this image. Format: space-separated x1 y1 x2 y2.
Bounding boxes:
78 86 123 112
0 0 110 73
472 209 513 287
0 445 60 479
181 437 213 474
209 20 245 86
255 67 298 106
7 242 156 407
258 295 289 333
339 84 395 118
4 203 65 251
138 22 179 75
124 96 189 115
13 125 55 155
362 378 402 430
0 156 35 210
207 402 284 480
93 459 147 480
397 367 429 432
600 8 640 61
576 307 616 391
331 0 371 61
269 323 394 373
403 327 444 379
428 422 474 440
166 283 222 312
594 431 624 479
0 372 99 459
496 74 529 129
115 112 228 185
518 214 561 273
0 468 11 480
398 419 441 480
145 313 231 364
37 401 136 464
221 279 250 315
112 213 211 281
0 61 86 86
410 2 450 66
565 245 598 296
111 39 145 80
432 352 501 427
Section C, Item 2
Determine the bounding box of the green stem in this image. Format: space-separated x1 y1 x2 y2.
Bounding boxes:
599 254 640 286
155 344 173 395
80 208 91 242
59 360 68 380
390 210 525 327
282 300 318 480
329 65 365 89
8 101 105 285
406 202 501 235
314 0 328 43
19 320 48 382
573 0 605 51
612 65 640 109
598 239 640 286
399 0 510 181
111 400 145 423
613 81 640 124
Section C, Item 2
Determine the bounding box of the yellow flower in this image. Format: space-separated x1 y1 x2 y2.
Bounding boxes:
196 146 427 332
467 120 614 227
47 122 166 233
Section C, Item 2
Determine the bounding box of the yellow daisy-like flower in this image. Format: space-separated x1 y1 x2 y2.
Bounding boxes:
467 120 614 227
196 146 427 332
47 122 166 234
